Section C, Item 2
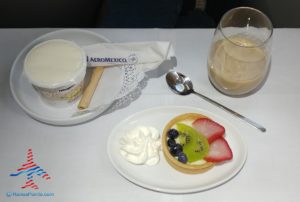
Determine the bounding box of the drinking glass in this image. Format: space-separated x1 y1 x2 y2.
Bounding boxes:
207 7 273 96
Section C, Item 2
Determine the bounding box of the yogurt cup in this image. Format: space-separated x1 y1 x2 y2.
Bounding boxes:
24 39 87 106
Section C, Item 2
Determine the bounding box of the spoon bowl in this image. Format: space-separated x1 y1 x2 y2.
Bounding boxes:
166 71 193 95
165 71 266 132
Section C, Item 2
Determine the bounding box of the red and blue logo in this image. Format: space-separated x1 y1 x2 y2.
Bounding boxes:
10 149 51 189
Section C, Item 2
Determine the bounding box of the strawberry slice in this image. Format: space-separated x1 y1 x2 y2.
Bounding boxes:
204 137 233 163
192 118 225 143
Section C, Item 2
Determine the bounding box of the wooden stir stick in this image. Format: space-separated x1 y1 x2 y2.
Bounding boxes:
78 66 104 110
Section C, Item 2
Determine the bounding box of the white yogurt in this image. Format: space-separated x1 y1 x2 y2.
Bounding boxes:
24 39 87 106
119 126 161 166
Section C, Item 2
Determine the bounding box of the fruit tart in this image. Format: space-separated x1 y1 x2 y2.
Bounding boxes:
162 113 233 174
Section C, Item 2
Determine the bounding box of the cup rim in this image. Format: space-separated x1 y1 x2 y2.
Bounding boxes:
24 39 87 89
219 7 273 48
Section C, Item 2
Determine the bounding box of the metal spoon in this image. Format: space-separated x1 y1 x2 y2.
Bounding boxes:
166 71 266 132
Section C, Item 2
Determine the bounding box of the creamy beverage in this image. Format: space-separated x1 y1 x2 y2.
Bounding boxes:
208 35 269 95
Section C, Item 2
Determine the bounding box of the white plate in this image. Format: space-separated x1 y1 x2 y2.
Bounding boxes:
10 29 123 125
107 106 247 193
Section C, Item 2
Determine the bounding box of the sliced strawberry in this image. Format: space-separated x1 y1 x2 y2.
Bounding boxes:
192 118 225 143
204 137 233 163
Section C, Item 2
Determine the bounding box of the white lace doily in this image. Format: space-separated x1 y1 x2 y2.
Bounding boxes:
115 64 145 99
74 63 147 117
104 64 147 113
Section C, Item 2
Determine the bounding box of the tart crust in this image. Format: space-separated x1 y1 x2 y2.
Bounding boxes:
162 113 215 174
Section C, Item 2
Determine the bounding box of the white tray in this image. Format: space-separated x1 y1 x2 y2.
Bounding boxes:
107 106 248 193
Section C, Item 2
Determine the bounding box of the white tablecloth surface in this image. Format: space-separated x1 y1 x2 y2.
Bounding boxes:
0 28 300 201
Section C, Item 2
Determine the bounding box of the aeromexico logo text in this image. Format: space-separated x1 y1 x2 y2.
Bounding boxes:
87 56 127 63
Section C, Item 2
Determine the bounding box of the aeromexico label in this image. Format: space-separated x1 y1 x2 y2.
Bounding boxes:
87 56 127 63
86 54 138 65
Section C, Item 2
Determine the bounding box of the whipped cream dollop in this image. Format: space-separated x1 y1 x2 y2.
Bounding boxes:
120 126 161 166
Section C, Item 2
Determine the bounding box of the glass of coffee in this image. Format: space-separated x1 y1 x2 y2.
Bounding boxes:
207 7 273 96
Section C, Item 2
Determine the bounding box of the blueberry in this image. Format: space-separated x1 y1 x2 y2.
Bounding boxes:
178 152 188 163
167 138 176 148
169 143 183 156
169 147 177 156
167 129 179 139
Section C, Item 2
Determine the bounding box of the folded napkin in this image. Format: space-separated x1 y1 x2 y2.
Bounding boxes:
83 41 174 72
75 41 175 114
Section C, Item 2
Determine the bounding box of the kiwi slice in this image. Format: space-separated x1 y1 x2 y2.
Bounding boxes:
176 123 209 163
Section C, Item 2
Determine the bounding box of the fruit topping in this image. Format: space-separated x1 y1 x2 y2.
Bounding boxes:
204 137 233 163
169 143 183 156
167 138 176 148
176 123 209 163
167 128 179 139
177 152 188 163
163 113 233 174
192 118 225 143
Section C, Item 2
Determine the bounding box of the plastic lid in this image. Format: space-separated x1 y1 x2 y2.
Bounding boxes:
24 39 87 88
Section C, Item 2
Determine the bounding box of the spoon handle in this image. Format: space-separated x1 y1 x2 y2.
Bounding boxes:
192 91 266 132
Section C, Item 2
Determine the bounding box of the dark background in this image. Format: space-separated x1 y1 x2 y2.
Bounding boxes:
0 0 298 28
